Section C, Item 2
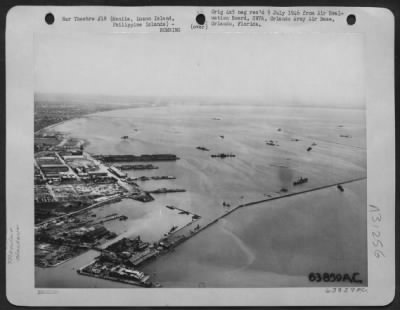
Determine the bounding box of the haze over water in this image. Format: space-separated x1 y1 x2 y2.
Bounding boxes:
36 102 367 288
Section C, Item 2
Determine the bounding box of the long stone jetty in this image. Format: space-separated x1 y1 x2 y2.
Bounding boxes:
162 176 367 252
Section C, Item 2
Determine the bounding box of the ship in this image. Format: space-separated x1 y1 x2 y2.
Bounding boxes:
169 225 178 233
266 140 277 146
125 179 139 186
117 164 159 170
293 177 308 186
151 176 176 180
133 176 151 181
129 192 154 202
196 146 210 151
211 153 236 158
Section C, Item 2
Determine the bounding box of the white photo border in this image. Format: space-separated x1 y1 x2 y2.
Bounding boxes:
6 6 395 306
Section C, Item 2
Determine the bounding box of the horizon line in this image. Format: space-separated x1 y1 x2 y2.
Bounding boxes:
34 92 366 109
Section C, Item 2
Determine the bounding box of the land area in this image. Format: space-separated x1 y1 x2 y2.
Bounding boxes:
35 99 367 288
34 94 137 132
34 138 195 286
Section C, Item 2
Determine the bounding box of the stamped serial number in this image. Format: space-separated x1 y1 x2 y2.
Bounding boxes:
308 272 363 283
325 287 367 293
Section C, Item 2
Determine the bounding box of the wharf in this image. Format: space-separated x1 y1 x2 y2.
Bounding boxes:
94 154 179 162
77 266 150 287
133 176 176 182
147 188 186 194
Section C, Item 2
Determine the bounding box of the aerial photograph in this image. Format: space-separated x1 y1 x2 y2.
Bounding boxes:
34 33 367 288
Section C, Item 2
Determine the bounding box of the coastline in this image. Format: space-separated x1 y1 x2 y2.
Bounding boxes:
35 103 367 288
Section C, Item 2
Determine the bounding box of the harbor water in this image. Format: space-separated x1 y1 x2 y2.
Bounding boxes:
36 103 367 288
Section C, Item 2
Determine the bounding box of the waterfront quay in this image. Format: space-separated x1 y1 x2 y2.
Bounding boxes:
74 202 203 287
77 236 155 287
34 134 196 286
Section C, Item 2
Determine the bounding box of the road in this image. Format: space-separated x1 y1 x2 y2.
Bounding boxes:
35 194 124 228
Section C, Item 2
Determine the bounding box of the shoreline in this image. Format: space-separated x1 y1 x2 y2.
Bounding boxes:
35 176 366 272
35 105 367 288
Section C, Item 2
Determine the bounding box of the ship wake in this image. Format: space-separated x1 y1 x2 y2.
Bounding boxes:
220 219 255 270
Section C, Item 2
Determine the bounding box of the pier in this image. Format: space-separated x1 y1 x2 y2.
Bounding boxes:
94 154 179 162
77 263 151 287
161 176 367 254
146 188 186 194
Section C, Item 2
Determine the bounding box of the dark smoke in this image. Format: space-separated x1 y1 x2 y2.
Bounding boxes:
278 165 294 188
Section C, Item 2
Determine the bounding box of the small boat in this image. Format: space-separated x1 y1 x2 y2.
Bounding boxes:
169 225 178 233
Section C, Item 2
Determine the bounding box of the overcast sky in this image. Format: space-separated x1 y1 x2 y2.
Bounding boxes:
35 32 364 107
